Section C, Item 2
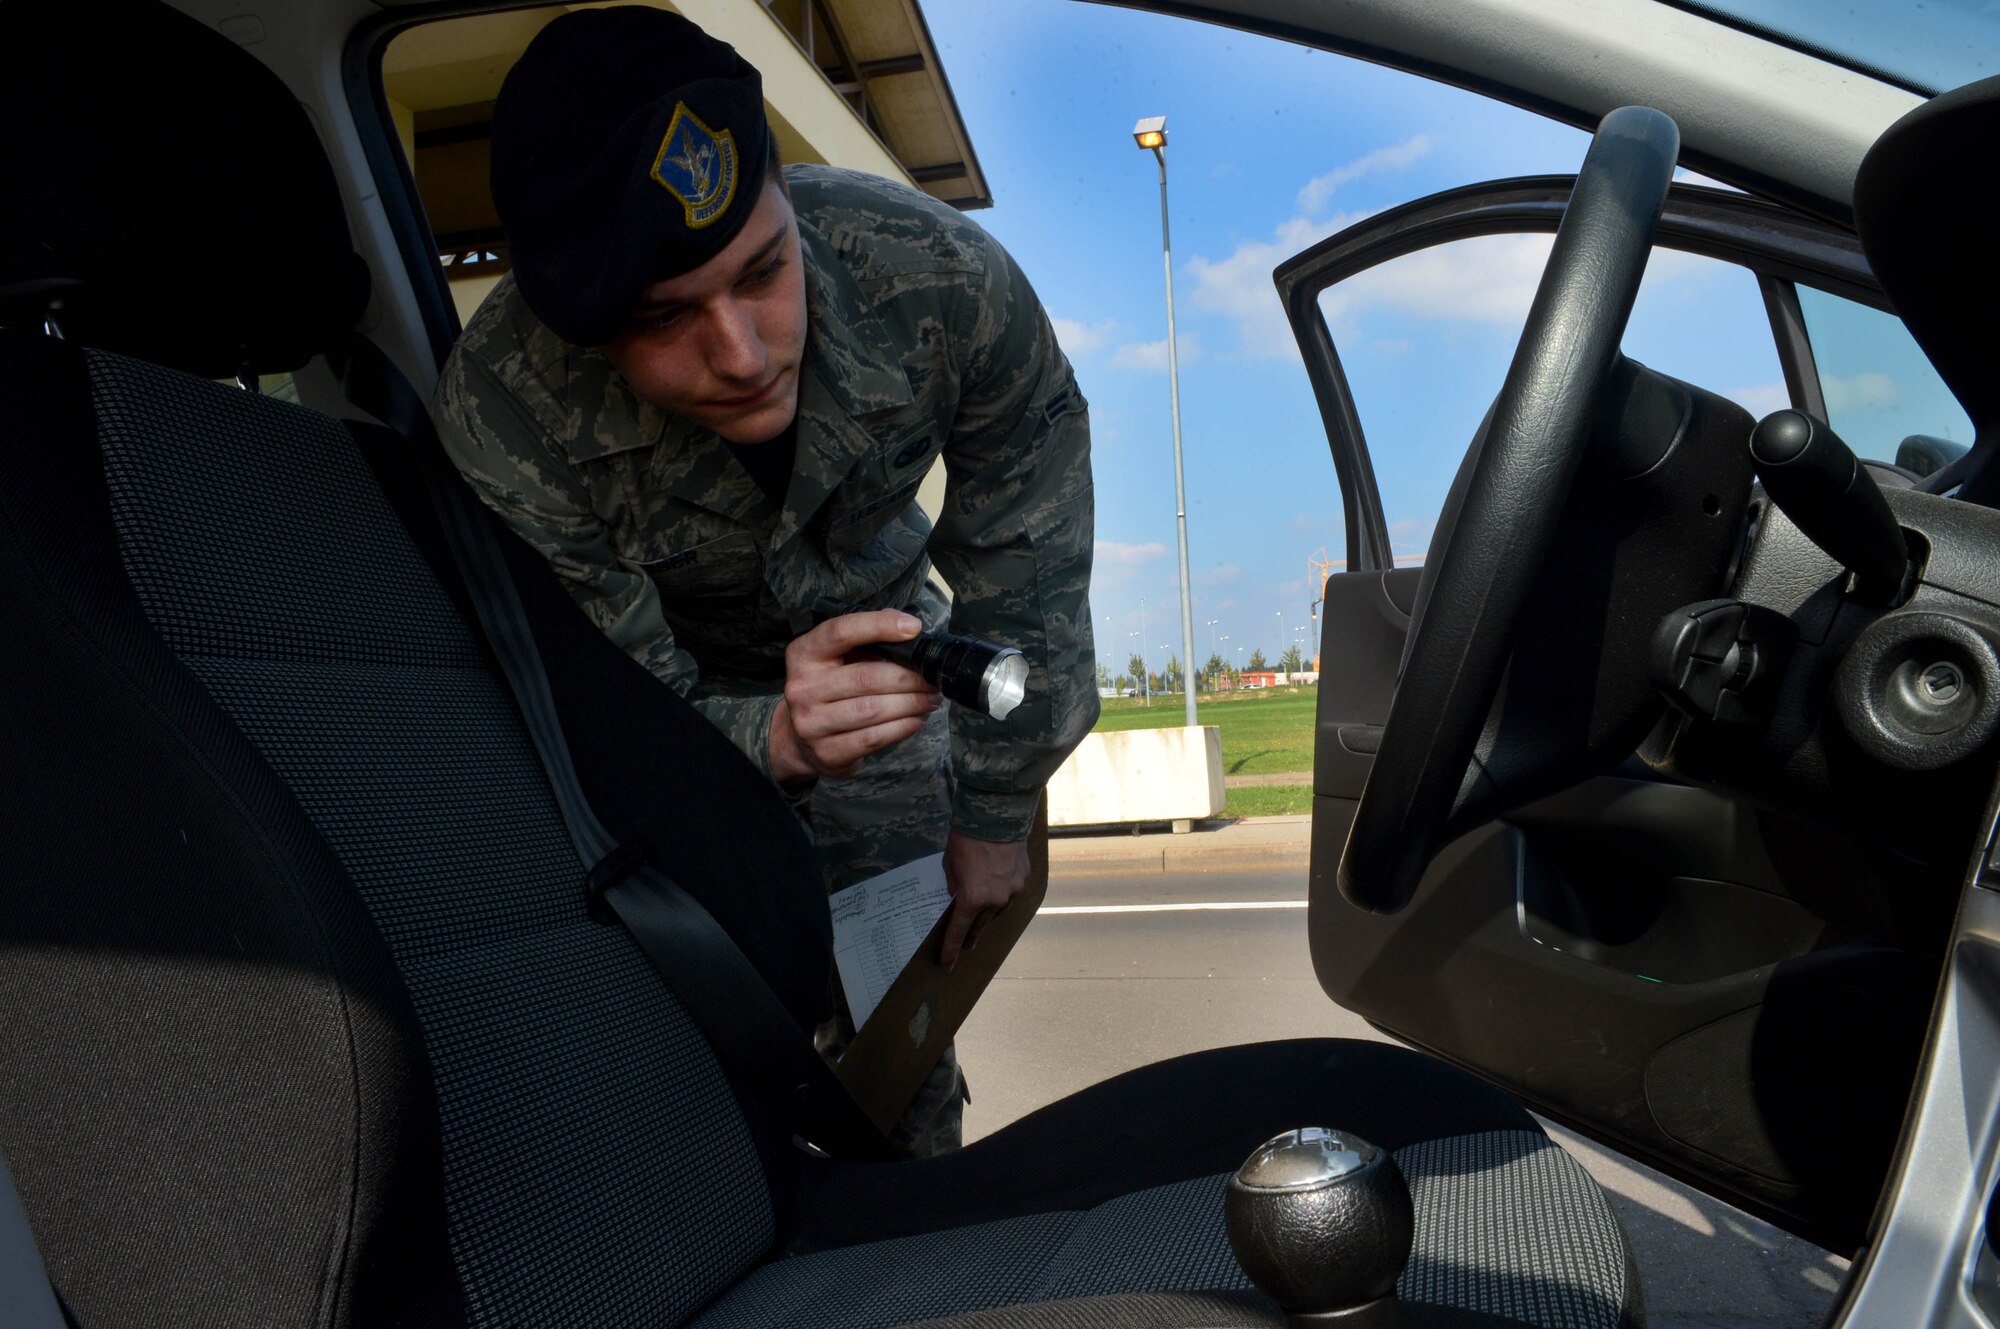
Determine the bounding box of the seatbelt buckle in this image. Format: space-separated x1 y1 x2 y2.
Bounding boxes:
583 839 655 925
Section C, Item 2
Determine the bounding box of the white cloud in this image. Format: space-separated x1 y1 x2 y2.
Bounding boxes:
1181 134 1725 362
1111 333 1203 371
1324 232 1555 330
1049 316 1119 356
1204 564 1246 585
1673 166 1742 193
1288 514 1316 532
1296 134 1434 215
1186 213 1360 359
1725 380 1790 419
1824 372 1901 414
1634 245 1731 301
1311 235 1714 343
1095 540 1169 566
1170 136 1434 361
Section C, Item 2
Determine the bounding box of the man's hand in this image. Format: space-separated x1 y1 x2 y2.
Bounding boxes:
769 610 940 786
939 829 1030 969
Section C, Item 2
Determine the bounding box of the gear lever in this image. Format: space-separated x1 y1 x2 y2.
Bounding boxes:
1224 1128 1414 1327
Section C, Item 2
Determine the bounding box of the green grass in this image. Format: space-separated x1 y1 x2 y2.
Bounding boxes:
1094 686 1318 778
1223 784 1315 818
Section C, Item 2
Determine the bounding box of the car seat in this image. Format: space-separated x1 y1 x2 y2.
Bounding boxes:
0 3 1643 1326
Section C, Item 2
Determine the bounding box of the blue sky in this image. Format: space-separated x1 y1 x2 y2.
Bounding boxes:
921 1 1971 676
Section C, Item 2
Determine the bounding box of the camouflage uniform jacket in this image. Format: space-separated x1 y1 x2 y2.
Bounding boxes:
436 165 1098 842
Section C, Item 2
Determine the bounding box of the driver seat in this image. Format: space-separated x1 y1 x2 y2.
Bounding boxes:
0 3 1642 1327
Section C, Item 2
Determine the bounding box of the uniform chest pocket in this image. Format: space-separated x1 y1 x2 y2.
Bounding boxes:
826 475 927 557
632 527 764 597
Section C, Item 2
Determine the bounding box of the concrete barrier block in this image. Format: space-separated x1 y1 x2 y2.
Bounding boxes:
1046 725 1226 828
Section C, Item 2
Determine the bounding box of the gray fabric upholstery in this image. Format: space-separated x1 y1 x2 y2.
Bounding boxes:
698 1133 1632 1329
694 1176 1251 1329
76 346 1641 1328
89 352 773 1327
901 1292 1278 1329
694 1212 1087 1328
1038 1175 1245 1300
1400 1131 1633 1329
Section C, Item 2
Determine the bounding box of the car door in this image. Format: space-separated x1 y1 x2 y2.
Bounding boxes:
1287 177 1962 1254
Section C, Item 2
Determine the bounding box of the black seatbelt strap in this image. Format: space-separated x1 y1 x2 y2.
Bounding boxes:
334 337 897 1162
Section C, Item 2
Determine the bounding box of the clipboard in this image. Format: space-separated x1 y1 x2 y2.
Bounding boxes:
834 797 1050 1135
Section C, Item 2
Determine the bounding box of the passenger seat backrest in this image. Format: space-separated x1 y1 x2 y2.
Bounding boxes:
90 344 777 1324
0 329 467 1328
1 1 818 1323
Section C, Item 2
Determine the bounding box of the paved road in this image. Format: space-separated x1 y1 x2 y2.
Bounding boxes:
955 857 1848 1329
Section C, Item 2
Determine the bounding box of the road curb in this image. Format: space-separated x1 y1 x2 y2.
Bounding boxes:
1047 815 1313 874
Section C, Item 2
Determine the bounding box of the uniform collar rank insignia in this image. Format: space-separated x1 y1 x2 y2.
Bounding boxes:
650 102 739 229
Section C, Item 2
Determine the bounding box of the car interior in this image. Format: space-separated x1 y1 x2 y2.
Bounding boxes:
2 1 1997 1328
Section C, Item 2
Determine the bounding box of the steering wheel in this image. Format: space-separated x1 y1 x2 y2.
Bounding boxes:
1337 106 1681 914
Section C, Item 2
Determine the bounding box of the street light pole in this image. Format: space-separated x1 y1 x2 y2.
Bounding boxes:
1140 597 1149 706
1134 116 1199 729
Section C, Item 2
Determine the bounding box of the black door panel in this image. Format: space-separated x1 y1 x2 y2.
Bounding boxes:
1314 568 1421 799
1308 782 1926 1251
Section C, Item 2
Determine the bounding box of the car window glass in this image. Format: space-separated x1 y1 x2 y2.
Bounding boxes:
1317 238 1782 565
1794 283 1973 466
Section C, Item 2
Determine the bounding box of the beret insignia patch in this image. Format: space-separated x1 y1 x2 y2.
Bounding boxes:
650 102 740 229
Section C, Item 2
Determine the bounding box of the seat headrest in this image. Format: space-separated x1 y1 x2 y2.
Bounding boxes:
1855 74 2000 442
0 0 369 378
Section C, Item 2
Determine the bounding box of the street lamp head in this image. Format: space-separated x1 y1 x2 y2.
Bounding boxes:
1132 115 1167 150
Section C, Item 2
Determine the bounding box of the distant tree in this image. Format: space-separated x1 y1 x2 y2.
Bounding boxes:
1161 654 1183 693
1147 671 1161 694
1202 652 1226 691
1248 648 1268 671
1280 644 1305 674
1115 673 1131 695
1095 662 1111 690
1127 653 1149 694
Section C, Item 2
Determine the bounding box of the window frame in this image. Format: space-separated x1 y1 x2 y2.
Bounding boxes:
1272 176 1880 571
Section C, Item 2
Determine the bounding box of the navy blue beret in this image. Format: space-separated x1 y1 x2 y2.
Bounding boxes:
490 7 773 346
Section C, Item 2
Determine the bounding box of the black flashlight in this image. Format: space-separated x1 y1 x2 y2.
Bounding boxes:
814 599 1029 721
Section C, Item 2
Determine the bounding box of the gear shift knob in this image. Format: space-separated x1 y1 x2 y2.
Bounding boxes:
1224 1128 1413 1327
